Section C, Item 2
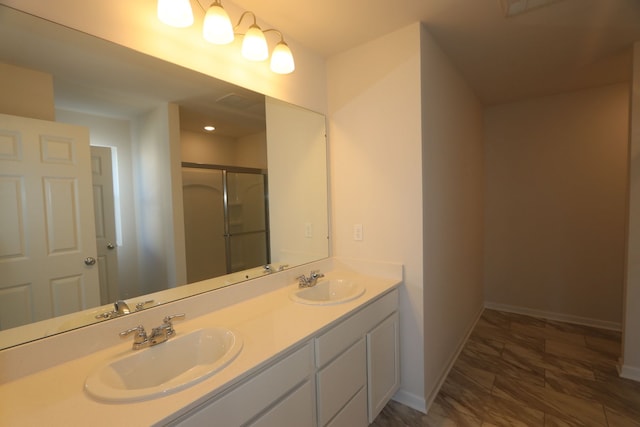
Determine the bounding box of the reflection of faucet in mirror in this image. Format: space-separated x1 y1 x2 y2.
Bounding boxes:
95 299 155 320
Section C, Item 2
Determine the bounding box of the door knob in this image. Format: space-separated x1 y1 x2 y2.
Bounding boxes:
107 243 115 250
84 257 97 266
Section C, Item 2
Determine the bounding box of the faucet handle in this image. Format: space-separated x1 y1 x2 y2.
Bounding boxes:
163 313 185 325
120 325 146 337
135 300 154 311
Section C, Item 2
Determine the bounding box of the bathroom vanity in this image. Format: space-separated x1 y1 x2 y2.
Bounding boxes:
0 259 401 426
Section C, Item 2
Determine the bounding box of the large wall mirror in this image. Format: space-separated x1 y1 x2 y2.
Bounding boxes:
0 6 329 350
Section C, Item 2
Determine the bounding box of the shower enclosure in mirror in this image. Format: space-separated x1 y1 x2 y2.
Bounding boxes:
182 164 269 283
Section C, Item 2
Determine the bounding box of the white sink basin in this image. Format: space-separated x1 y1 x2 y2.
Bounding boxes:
290 279 365 305
85 327 242 403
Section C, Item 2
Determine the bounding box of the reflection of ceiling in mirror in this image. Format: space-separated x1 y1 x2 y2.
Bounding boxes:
0 5 265 138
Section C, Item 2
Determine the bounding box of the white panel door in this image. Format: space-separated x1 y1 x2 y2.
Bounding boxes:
0 113 99 330
90 146 119 304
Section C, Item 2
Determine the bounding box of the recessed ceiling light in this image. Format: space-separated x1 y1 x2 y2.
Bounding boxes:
204 125 215 131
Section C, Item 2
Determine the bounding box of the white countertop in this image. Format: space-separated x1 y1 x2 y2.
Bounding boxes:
0 259 401 426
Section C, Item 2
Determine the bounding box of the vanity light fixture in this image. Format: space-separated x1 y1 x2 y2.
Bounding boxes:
157 0 295 74
204 125 215 131
202 0 234 44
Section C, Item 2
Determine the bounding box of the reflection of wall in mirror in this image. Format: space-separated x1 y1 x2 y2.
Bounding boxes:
266 98 329 266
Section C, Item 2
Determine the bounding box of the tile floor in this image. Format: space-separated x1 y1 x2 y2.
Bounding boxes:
372 309 640 426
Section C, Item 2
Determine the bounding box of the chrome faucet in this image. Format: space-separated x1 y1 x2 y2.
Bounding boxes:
114 300 131 315
297 270 325 288
95 299 156 320
120 313 185 350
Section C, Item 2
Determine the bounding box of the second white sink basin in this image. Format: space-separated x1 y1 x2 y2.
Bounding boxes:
85 327 242 403
290 279 365 305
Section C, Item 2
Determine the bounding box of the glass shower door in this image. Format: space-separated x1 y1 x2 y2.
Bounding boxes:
225 172 269 272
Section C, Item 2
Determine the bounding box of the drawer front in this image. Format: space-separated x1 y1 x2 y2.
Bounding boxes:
326 387 367 427
249 380 315 427
317 338 366 426
315 289 398 368
172 342 313 427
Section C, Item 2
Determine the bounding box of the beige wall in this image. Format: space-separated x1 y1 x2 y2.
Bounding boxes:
622 42 640 381
0 62 55 121
180 129 267 169
484 84 630 326
420 25 485 406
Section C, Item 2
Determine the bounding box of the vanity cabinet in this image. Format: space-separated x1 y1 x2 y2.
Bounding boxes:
314 288 399 426
165 288 399 427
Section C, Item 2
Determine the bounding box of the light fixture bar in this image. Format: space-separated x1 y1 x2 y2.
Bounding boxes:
157 0 295 74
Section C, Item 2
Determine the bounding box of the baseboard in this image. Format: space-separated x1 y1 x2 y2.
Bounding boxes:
391 389 426 414
619 363 640 382
423 303 485 412
483 301 622 331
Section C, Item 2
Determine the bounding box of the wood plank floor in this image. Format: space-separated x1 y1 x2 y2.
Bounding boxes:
372 309 640 426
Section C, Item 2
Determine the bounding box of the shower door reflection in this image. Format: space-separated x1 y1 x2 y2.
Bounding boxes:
182 164 269 283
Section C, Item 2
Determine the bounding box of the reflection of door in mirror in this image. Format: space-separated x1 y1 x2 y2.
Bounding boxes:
90 146 119 305
0 113 100 330
182 166 269 283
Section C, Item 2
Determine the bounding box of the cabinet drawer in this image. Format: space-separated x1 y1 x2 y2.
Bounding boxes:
172 342 313 427
326 387 367 427
249 380 315 427
315 289 398 368
317 338 366 426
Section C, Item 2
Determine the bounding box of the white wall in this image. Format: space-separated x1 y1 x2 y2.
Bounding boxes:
327 22 485 411
327 23 425 409
420 26 486 406
484 84 629 327
622 42 640 381
132 104 185 294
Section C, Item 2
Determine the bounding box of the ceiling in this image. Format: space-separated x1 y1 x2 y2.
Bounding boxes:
230 0 640 105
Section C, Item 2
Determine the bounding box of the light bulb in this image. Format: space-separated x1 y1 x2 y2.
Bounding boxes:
203 3 234 44
270 41 295 74
241 25 268 61
157 0 194 28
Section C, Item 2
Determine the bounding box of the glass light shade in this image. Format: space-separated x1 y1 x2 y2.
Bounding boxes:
241 25 269 61
157 0 194 28
270 42 295 74
203 4 234 44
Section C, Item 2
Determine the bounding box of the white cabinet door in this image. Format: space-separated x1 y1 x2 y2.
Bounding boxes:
366 312 400 422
